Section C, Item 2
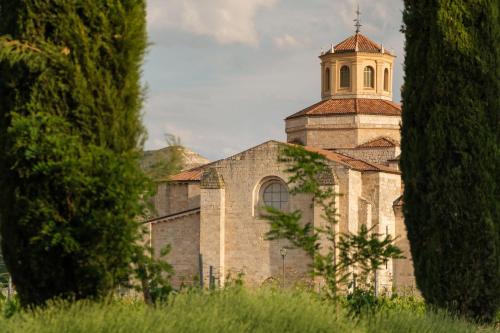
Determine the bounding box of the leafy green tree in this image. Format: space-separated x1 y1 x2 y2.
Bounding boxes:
263 145 402 299
133 244 174 305
401 0 500 321
0 1 150 306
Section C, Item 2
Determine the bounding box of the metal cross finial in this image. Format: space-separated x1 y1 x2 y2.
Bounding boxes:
354 4 362 33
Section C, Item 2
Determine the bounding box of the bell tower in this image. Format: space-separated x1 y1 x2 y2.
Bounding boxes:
319 12 395 101
285 12 401 150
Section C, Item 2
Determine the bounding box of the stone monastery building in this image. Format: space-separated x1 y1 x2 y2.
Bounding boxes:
148 31 416 292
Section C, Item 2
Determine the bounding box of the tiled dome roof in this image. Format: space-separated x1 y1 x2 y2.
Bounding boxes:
322 33 390 55
286 98 401 119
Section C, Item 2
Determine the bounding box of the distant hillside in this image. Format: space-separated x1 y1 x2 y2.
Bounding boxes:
141 146 209 181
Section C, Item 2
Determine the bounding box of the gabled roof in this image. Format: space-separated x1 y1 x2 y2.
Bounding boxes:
286 98 401 119
357 137 400 149
168 158 222 182
168 140 400 182
322 33 391 55
146 207 200 224
169 167 205 182
301 145 399 174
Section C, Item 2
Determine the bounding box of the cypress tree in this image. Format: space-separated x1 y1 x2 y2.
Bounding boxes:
401 0 500 321
0 1 149 306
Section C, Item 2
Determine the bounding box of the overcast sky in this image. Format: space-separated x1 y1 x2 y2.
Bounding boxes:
143 0 404 160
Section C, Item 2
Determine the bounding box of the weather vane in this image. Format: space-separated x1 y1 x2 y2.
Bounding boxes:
354 4 362 33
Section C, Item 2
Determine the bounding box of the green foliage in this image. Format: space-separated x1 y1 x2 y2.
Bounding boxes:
0 289 495 333
223 272 245 289
345 288 383 318
132 243 174 305
263 145 402 299
401 0 500 322
0 1 150 306
338 224 402 291
265 208 317 255
1 296 21 319
344 289 426 319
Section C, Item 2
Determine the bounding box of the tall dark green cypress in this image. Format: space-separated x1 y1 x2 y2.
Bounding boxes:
0 1 149 306
401 0 500 321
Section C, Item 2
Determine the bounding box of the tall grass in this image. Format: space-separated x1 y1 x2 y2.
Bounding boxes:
0 288 496 333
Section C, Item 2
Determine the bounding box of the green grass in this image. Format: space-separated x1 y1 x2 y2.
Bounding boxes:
0 288 496 333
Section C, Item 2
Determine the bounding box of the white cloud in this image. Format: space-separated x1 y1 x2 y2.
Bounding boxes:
274 34 301 48
143 0 405 159
148 0 277 46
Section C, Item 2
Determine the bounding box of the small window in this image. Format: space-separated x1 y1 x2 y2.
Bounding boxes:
324 68 330 91
364 66 375 88
262 181 288 210
340 66 350 88
383 68 389 91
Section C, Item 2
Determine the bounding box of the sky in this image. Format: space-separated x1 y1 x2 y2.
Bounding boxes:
143 0 405 160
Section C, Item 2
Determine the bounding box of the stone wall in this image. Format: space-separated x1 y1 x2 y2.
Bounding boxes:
151 211 201 287
356 128 400 147
307 128 359 149
149 141 414 293
285 114 401 149
200 185 226 286
152 182 200 217
393 204 417 293
210 142 314 286
335 146 400 165
359 172 403 292
376 172 402 292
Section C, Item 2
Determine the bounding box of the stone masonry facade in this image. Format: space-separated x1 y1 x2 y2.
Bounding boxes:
147 32 416 293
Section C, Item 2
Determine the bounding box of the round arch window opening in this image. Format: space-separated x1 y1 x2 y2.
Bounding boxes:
263 182 289 210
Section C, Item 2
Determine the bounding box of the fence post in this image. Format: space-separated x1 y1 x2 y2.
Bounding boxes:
198 253 204 288
7 276 12 300
209 265 214 289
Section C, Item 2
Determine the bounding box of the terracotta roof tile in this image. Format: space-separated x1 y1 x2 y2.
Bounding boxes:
168 140 401 182
336 33 381 52
322 33 390 55
301 145 400 174
357 137 399 148
286 98 401 119
169 169 203 181
168 158 222 182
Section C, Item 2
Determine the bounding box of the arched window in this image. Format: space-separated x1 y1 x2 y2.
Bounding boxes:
340 66 350 88
364 66 375 88
324 68 330 91
262 181 288 210
383 68 389 91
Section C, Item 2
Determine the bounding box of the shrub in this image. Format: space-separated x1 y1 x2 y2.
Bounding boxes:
0 1 149 306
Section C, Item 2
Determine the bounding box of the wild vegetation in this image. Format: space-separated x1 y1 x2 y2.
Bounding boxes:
0 288 497 333
401 0 500 322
